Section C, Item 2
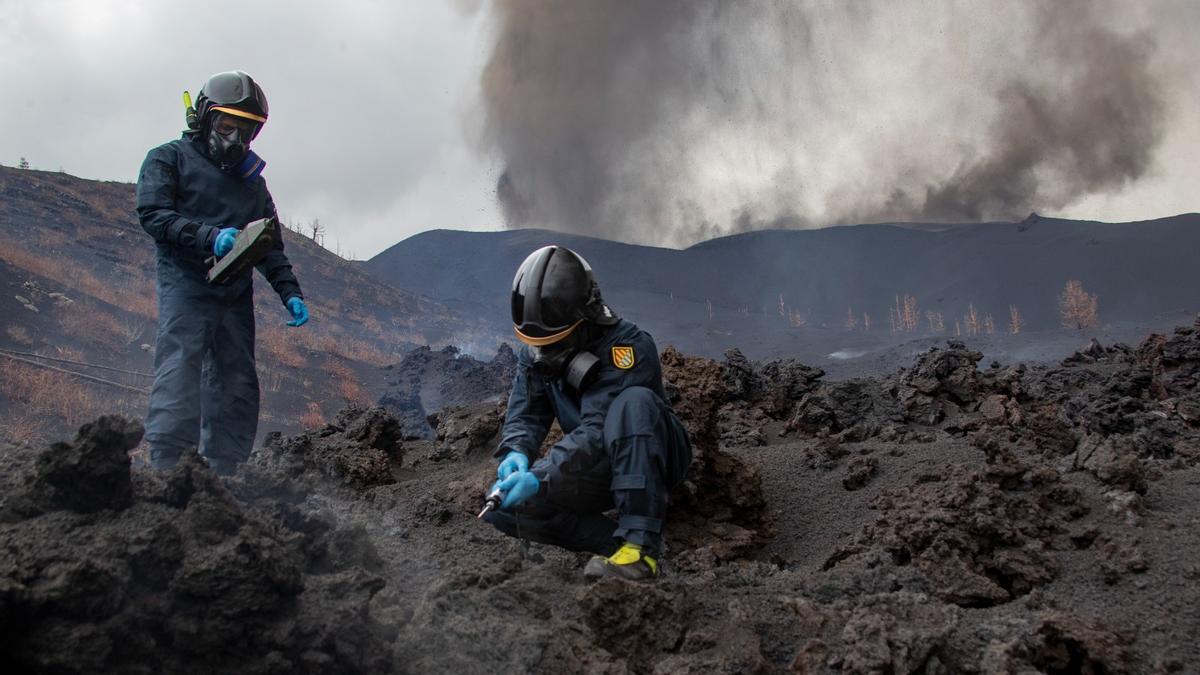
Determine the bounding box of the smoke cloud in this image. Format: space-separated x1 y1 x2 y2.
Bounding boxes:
478 0 1170 245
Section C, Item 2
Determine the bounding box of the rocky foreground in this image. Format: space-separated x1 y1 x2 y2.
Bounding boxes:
3 325 1200 673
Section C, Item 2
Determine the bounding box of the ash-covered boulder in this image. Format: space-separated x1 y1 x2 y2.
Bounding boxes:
979 612 1134 674
787 379 887 438
661 347 775 561
759 358 825 411
894 341 985 425
786 594 959 674
1032 330 1200 476
576 579 694 666
721 348 761 401
718 351 828 448
377 388 432 440
826 441 1081 607
0 416 142 519
1139 326 1200 428
1070 435 1151 494
1063 337 1133 365
0 419 391 674
428 400 506 461
251 406 404 489
842 456 879 491
39 416 141 513
979 394 1021 426
721 348 824 418
378 343 517 439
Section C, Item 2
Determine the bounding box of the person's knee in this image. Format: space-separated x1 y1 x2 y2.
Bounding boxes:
224 369 261 402
614 386 660 411
603 386 664 443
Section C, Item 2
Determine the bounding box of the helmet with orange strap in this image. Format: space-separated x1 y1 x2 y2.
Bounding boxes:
190 71 268 175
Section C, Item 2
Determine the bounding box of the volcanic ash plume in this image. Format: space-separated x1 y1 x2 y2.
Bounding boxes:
478 0 1169 245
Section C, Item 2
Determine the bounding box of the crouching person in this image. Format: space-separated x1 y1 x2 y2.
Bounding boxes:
482 246 692 581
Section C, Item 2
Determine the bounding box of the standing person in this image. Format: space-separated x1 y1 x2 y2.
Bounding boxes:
482 245 693 581
136 70 308 475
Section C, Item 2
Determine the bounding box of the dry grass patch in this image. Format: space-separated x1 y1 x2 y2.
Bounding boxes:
0 411 46 446
335 378 371 406
0 360 101 427
339 338 392 367
322 358 355 382
48 345 87 362
258 326 308 369
6 324 34 346
0 243 156 320
57 303 145 350
299 401 325 429
258 362 286 393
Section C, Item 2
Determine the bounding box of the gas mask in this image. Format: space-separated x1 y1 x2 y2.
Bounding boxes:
206 111 259 172
530 332 601 390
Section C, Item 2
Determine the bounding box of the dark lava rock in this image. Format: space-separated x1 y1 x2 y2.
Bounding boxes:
577 579 693 666
0 418 390 674
1064 337 1113 364
722 348 824 420
429 400 506 461
981 612 1134 674
759 358 825 408
661 347 775 560
788 379 882 437
718 401 771 448
895 341 985 424
1099 535 1150 585
378 343 516 439
782 593 958 674
826 446 1075 607
377 388 432 440
251 406 403 489
842 456 879 491
722 347 761 401
17 416 141 517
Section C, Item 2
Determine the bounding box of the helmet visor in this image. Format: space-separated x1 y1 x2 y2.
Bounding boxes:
211 111 261 144
514 319 582 346
211 105 266 125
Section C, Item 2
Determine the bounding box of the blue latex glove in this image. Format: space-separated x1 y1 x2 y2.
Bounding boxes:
492 471 539 510
497 450 529 480
213 227 239 257
286 297 309 327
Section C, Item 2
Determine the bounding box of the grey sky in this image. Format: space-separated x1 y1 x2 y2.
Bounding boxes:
2 1 1197 259
1 0 499 259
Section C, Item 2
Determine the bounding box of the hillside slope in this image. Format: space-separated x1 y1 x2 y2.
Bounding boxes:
0 165 494 444
364 215 1200 362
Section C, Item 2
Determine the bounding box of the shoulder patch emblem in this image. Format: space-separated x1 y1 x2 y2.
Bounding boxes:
612 345 636 370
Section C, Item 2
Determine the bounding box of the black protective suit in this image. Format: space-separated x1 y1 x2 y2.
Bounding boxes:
136 134 301 472
484 319 692 556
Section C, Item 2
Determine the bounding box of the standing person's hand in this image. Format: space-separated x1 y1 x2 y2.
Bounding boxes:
213 227 238 257
286 297 309 327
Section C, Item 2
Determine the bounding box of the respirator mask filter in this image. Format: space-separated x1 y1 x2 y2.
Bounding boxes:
530 331 600 390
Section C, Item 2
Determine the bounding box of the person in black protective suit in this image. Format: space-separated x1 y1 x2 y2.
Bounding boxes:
136 70 308 475
482 246 693 581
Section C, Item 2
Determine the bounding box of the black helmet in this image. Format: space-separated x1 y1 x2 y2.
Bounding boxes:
511 246 617 346
193 71 267 172
193 70 268 137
